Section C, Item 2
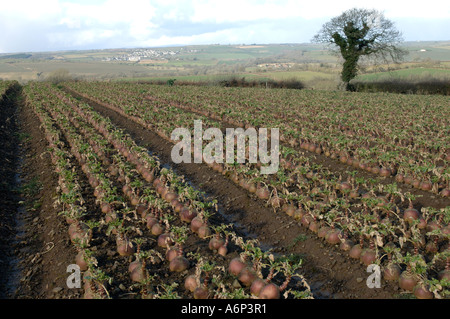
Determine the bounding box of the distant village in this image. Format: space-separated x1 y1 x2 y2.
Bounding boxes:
102 47 198 62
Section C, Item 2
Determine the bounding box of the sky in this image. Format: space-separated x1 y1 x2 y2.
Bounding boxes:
0 0 449 53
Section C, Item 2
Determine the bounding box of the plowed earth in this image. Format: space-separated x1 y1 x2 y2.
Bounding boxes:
1 84 447 299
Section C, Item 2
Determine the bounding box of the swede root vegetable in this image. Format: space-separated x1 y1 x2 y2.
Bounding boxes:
259 283 280 299
413 284 434 299
146 215 158 230
426 220 441 232
189 258 216 299
379 167 391 177
383 263 401 281
173 200 184 213
164 191 177 202
136 204 148 218
83 282 95 299
128 259 141 273
130 195 140 206
349 188 359 199
217 245 228 256
193 287 209 299
130 261 146 283
180 207 197 223
419 181 432 191
209 234 225 251
308 220 319 233
283 204 296 217
190 216 205 233
197 225 211 239
228 257 246 276
293 207 305 221
395 173 405 183
438 258 450 281
318 226 330 239
184 274 198 292
166 247 181 262
371 166 380 175
250 278 266 297
300 214 313 227
270 195 284 209
425 238 438 254
75 251 88 271
101 202 112 214
443 225 450 235
339 181 352 192
349 237 364 260
238 267 257 287
151 221 165 235
142 169 155 183
404 205 420 224
360 247 377 266
399 269 418 292
417 218 427 230
440 188 450 197
157 233 174 248
339 238 353 252
325 228 342 245
217 232 230 256
116 237 135 256
255 185 270 200
69 222 92 245
169 255 190 272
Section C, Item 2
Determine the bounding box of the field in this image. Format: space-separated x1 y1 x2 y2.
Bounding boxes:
0 79 448 300
1 41 449 90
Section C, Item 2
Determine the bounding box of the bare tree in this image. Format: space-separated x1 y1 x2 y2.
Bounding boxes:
312 8 408 90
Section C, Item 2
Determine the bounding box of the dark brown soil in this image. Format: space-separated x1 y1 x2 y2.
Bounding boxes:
0 83 22 298
0 83 80 299
13 92 82 299
66 88 405 299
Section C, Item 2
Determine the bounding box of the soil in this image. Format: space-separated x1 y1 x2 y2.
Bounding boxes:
0 83 22 298
9 87 82 299
64 87 406 299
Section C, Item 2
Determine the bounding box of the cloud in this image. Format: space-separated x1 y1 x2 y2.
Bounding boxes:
54 0 159 45
1 0 62 21
186 0 450 22
0 0 161 51
0 0 448 53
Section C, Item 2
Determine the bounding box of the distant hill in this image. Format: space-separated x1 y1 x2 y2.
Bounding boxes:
0 42 448 88
0 53 32 59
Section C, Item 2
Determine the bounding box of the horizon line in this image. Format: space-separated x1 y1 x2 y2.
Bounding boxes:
1 40 450 55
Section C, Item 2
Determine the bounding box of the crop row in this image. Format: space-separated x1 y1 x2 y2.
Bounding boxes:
61 81 450 298
0 80 12 95
64 81 449 197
